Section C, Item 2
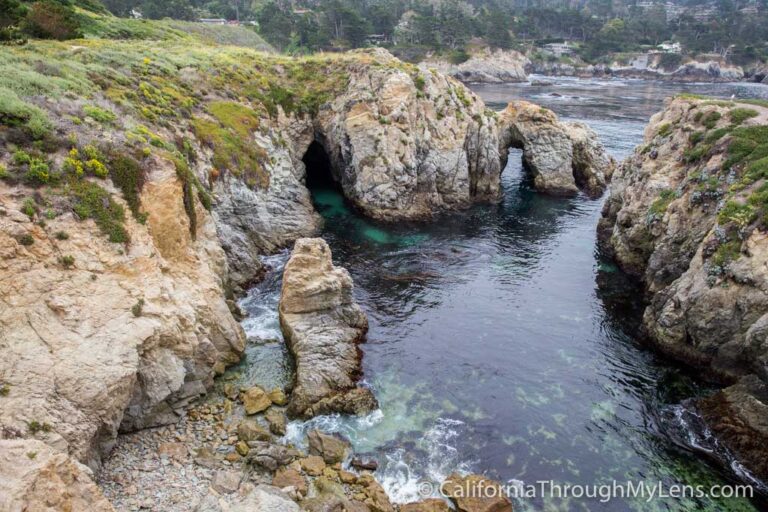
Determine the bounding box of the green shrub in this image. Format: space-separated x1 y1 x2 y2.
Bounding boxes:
0 89 51 139
24 158 50 185
132 298 144 317
712 239 741 267
704 127 731 143
0 383 9 396
649 189 678 216
21 197 36 218
108 152 146 220
657 123 672 137
13 150 31 165
27 420 51 434
413 74 426 91
0 164 7 180
54 230 69 240
59 255 74 268
701 111 721 129
718 200 756 228
23 1 83 40
729 108 759 126
83 105 116 124
18 233 34 246
689 131 704 145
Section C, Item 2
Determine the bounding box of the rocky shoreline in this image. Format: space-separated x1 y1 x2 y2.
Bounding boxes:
598 95 768 484
0 38 615 510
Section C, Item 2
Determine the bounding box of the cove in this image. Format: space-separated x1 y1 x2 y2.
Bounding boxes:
238 77 768 511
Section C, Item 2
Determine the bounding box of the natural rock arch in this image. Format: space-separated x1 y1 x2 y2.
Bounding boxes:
497 101 615 197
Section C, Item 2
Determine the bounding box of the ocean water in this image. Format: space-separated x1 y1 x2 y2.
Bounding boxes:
237 77 768 511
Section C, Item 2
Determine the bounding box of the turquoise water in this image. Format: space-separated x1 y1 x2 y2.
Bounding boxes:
237 78 768 511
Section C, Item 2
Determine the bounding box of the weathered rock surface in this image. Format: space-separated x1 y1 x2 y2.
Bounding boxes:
0 439 115 512
0 156 245 470
316 49 502 220
400 498 452 512
308 430 351 464
279 238 377 418
498 101 614 196
598 96 768 482
422 48 529 84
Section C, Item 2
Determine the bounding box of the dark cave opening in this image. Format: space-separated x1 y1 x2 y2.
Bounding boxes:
303 140 339 192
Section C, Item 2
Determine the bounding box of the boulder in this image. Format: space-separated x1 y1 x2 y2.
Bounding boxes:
246 441 299 471
268 388 288 406
279 238 378 418
400 499 452 512
238 420 272 442
265 408 287 436
242 386 272 415
273 467 308 496
300 455 327 476
356 473 395 512
498 100 614 197
441 474 512 512
307 430 351 464
212 469 242 494
229 485 301 512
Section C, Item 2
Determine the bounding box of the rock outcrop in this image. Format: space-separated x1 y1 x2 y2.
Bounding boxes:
422 48 529 84
529 55 744 82
0 439 115 512
499 101 615 196
316 49 502 221
599 96 768 481
0 155 245 470
279 238 377 418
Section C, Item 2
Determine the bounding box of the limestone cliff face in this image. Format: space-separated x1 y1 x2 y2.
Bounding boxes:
0 156 245 470
278 238 376 419
315 49 502 220
599 96 768 481
499 101 615 196
421 48 529 84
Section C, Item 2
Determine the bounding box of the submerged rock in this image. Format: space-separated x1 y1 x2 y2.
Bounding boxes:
498 101 614 196
279 238 377 418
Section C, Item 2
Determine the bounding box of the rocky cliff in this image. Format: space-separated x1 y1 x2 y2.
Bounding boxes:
421 48 529 84
499 101 615 196
530 55 744 82
599 95 768 481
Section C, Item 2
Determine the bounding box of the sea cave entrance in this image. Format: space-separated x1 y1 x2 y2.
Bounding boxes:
302 139 348 218
303 140 337 191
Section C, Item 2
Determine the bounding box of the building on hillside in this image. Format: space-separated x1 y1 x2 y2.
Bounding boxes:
199 18 227 24
542 42 574 58
366 34 390 46
656 41 681 54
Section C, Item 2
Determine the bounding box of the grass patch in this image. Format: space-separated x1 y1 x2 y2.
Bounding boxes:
701 111 722 130
729 108 759 126
649 189 678 217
